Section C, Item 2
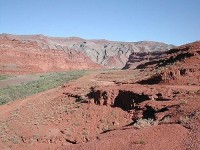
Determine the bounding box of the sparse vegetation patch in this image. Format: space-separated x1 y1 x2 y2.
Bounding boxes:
0 70 88 105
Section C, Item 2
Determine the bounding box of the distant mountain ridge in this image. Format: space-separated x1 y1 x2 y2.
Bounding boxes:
0 34 175 74
1 34 175 66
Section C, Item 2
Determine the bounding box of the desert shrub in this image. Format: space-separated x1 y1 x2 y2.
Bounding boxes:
132 140 145 144
0 70 88 105
0 75 10 80
133 118 158 128
196 90 200 95
179 116 190 124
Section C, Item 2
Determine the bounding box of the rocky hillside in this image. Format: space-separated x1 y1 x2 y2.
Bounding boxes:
0 34 174 74
123 51 165 69
136 41 200 86
0 35 101 74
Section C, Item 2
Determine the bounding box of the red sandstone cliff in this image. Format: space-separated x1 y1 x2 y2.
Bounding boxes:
0 34 174 74
0 35 101 74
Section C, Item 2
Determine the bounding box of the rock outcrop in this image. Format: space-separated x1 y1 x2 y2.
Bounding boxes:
0 35 101 74
0 34 174 74
123 51 165 69
136 41 200 85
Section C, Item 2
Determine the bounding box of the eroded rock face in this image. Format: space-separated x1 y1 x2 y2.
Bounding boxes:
0 34 174 73
123 51 165 69
87 84 176 110
136 41 200 85
0 35 101 74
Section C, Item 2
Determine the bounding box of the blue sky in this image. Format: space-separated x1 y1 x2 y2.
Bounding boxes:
0 0 199 45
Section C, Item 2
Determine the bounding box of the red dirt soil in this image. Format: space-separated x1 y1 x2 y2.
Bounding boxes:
0 42 200 150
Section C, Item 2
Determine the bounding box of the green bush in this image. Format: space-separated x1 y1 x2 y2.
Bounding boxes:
0 75 10 80
0 70 88 105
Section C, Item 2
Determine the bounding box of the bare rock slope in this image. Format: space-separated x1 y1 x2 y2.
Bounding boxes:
0 34 174 74
0 34 101 74
136 41 200 86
